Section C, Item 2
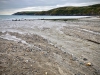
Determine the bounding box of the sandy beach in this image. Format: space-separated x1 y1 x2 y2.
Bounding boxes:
0 17 100 75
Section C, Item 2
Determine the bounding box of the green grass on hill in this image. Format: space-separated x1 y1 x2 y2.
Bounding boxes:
13 4 100 16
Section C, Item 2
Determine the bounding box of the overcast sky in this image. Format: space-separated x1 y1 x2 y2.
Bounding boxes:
0 0 100 15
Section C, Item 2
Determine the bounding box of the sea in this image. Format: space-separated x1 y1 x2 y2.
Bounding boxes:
0 15 90 20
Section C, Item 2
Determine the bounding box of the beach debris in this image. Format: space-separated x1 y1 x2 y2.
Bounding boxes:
45 72 48 75
86 62 92 66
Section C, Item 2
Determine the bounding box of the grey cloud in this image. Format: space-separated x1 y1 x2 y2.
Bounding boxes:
0 0 100 10
0 0 100 15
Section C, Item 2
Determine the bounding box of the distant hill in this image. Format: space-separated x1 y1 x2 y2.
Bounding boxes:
13 4 100 16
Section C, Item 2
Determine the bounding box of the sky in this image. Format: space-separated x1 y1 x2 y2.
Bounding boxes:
0 0 100 15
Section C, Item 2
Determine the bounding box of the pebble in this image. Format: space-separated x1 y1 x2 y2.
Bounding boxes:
79 62 84 65
30 65 32 67
24 54 28 56
25 60 29 63
63 52 66 54
12 50 16 52
74 73 84 75
34 70 38 72
72 57 77 61
18 41 21 43
33 61 35 63
83 58 88 61
74 72 85 75
96 70 100 75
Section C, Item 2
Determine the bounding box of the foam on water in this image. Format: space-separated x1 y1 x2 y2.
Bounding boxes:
0 33 27 44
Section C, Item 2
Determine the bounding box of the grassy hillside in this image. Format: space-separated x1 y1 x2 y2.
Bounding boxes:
13 4 100 16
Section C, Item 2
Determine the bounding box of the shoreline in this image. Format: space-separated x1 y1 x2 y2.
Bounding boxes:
0 15 93 21
10 16 100 22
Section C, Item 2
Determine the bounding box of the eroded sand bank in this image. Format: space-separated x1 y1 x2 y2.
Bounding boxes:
0 17 100 75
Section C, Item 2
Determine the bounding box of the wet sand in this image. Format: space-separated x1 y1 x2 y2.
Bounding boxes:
0 17 100 75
